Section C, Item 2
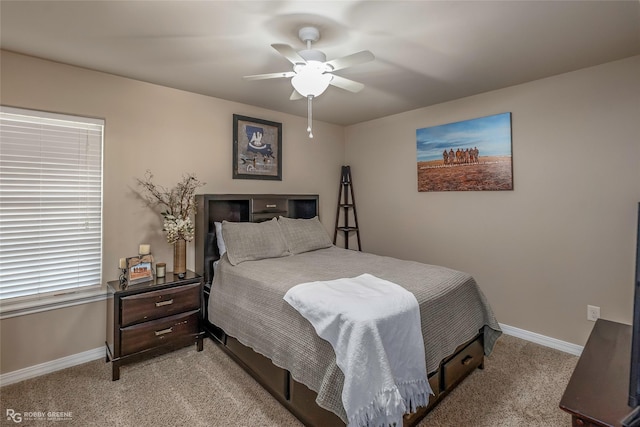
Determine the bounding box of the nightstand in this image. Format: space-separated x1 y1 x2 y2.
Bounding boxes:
105 270 204 380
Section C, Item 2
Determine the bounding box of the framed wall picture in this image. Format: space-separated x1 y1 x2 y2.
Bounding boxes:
416 112 513 191
233 114 282 180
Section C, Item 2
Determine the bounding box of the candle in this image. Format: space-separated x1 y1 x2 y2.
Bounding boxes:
139 244 150 255
119 258 127 269
156 262 166 278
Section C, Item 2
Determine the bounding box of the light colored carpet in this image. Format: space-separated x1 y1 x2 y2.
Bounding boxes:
0 335 577 426
419 335 577 426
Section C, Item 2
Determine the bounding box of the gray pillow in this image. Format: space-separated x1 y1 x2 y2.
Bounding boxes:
278 216 333 254
222 218 290 266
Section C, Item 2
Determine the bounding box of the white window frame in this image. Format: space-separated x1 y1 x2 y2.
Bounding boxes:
0 106 105 319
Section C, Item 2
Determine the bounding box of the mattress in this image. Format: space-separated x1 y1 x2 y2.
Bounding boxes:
208 246 501 421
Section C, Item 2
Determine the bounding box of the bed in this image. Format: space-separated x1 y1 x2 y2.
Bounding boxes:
194 194 501 426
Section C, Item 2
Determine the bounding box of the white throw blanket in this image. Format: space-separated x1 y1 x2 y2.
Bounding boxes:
283 273 432 427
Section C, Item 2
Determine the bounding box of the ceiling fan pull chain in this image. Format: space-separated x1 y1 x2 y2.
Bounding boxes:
307 95 314 139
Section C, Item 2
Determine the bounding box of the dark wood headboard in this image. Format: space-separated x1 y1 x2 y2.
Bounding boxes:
194 194 319 285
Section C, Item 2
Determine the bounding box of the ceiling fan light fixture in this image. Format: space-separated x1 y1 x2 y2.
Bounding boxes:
291 61 332 97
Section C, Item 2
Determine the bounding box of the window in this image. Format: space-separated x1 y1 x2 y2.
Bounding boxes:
0 106 104 315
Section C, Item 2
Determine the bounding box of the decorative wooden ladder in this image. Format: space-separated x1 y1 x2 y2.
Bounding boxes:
333 165 361 251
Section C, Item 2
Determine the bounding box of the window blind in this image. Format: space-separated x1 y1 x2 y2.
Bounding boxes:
0 106 104 302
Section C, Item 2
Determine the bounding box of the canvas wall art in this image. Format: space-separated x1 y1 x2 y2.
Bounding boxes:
416 112 513 191
233 114 282 180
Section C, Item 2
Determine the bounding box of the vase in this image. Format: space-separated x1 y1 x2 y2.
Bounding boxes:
173 238 187 278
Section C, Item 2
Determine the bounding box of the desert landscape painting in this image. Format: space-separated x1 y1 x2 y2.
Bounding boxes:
416 113 513 192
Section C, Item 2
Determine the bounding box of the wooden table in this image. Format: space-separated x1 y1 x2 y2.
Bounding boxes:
560 319 635 426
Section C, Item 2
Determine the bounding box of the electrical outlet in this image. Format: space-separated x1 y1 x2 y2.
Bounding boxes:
587 305 600 322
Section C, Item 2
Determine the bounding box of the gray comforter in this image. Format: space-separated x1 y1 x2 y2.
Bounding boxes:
209 246 502 421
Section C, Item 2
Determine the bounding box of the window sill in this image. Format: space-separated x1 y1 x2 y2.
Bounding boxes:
0 287 106 320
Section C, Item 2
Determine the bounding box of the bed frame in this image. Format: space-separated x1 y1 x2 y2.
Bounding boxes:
194 193 485 426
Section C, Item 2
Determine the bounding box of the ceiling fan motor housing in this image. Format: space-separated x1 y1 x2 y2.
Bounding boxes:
298 49 327 63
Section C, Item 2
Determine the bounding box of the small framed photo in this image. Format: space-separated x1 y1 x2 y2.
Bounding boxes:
233 114 282 180
126 255 154 284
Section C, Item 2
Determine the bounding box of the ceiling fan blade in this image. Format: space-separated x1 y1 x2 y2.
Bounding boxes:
271 44 307 65
325 50 375 72
329 75 365 93
289 90 304 101
243 71 295 81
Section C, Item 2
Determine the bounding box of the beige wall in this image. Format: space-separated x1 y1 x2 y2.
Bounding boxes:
345 55 640 346
1 301 105 373
0 50 345 374
1 49 638 375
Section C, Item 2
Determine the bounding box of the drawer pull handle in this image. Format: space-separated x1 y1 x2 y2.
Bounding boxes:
155 299 173 307
155 327 173 336
266 204 277 208
461 355 473 366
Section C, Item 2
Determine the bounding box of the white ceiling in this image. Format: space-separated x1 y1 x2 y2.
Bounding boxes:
1 1 639 126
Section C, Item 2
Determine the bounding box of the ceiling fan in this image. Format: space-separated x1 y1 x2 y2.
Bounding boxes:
244 26 375 138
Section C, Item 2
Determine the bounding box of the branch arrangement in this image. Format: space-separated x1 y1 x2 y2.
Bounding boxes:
137 170 205 244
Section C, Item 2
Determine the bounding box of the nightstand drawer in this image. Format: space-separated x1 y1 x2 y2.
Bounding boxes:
120 310 199 356
120 282 200 326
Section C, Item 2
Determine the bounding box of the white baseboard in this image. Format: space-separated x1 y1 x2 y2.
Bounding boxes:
500 323 583 356
0 346 104 387
0 325 583 387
